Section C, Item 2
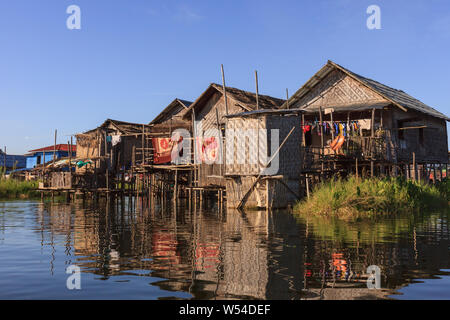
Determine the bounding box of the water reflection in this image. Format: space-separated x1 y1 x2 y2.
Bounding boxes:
0 199 449 299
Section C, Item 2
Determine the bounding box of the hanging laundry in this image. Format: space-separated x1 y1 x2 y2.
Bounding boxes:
152 138 174 164
337 123 343 136
196 137 219 163
76 160 93 168
358 119 371 130
323 122 330 135
111 135 121 146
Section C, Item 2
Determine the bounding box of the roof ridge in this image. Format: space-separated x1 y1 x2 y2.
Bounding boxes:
210 82 285 103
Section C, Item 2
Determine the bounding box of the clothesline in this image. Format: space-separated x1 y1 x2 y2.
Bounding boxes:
302 119 372 137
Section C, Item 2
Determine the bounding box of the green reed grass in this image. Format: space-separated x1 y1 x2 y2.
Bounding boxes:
294 176 449 220
0 168 39 199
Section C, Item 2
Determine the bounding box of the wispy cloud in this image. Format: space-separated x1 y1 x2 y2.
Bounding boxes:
174 5 203 22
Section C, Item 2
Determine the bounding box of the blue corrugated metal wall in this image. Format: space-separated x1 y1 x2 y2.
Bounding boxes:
0 155 27 169
25 151 74 169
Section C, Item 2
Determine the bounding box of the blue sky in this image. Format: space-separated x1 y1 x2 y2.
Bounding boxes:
1 0 449 154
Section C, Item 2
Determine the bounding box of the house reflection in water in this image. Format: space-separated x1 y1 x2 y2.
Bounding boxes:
33 201 450 300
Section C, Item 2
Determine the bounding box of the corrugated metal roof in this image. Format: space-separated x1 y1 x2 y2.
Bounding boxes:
28 144 77 153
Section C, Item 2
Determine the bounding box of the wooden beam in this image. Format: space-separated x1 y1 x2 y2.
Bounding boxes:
221 64 229 115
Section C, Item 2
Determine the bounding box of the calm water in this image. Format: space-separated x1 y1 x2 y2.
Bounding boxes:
0 199 449 300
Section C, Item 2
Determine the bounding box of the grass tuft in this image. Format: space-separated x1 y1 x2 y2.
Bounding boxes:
294 176 449 220
0 168 39 199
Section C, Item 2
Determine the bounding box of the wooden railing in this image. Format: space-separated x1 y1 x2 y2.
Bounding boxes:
302 136 387 168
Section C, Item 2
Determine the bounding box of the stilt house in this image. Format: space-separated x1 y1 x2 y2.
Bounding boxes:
182 83 285 188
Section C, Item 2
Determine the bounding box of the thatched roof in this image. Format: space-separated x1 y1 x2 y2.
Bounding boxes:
282 60 450 121
149 98 192 125
77 119 147 137
225 108 305 119
182 83 285 119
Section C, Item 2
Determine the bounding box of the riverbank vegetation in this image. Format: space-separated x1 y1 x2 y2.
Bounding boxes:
0 168 39 199
294 176 449 220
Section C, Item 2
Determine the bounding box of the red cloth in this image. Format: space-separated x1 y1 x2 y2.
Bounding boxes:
303 125 311 133
196 137 219 163
152 136 184 164
152 138 173 164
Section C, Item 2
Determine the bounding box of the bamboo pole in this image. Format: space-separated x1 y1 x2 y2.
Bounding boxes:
173 169 178 205
370 108 375 177
3 146 5 172
301 113 306 147
305 174 310 199
255 70 259 110
215 107 223 176
104 132 109 191
67 141 72 174
142 125 145 165
53 129 57 168
42 151 45 177
70 136 73 173
319 107 324 178
221 64 229 115
286 88 289 109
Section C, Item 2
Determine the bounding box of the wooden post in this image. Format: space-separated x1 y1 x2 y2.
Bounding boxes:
412 152 416 181
104 132 109 192
370 108 375 177
330 111 335 140
215 107 223 176
42 151 46 177
142 125 145 165
346 112 350 152
221 64 229 115
70 136 73 172
67 141 72 174
2 146 5 172
319 107 324 178
173 169 178 204
255 70 259 110
286 88 289 109
301 113 306 147
305 174 310 199
355 158 359 181
53 129 57 168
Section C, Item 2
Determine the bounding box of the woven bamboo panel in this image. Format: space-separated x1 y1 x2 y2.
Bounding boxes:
294 69 386 110
225 117 267 175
